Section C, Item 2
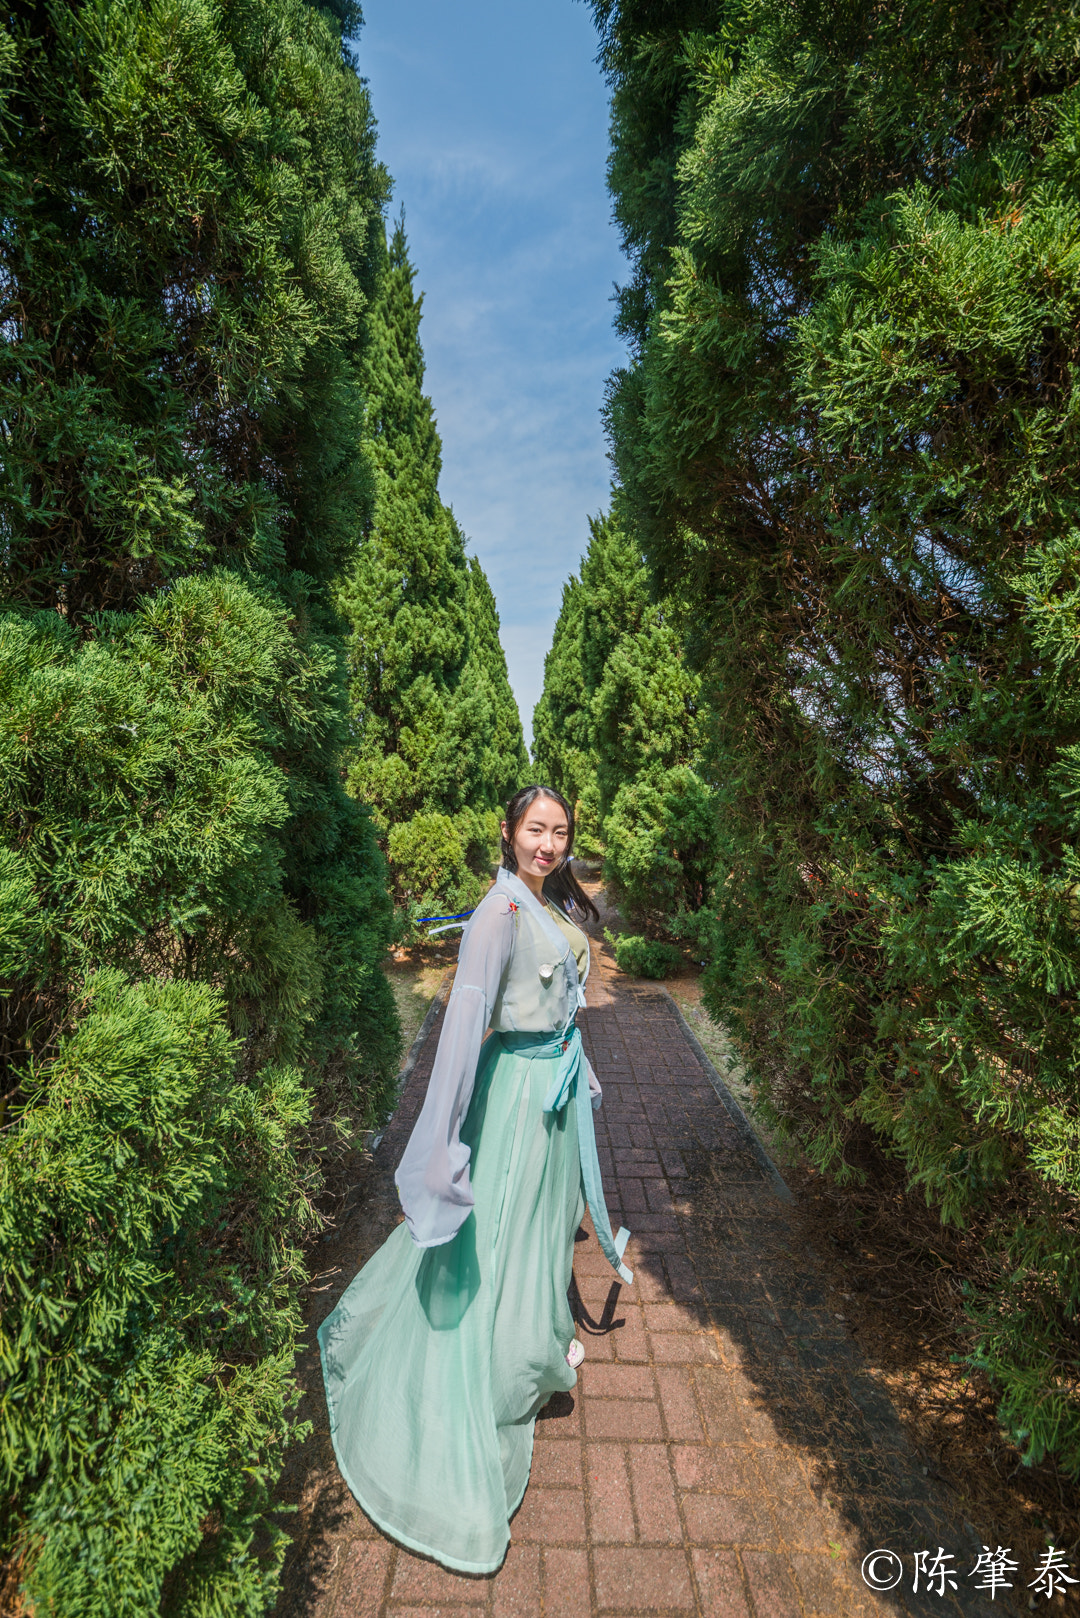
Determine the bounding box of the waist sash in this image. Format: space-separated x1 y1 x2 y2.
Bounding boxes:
498 1024 633 1285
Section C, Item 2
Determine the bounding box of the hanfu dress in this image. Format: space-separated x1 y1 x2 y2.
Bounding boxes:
318 866 632 1574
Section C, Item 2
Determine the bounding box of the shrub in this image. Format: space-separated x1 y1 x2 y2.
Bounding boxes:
0 971 314 1617
602 764 719 935
0 0 400 1600
606 932 684 980
591 0 1080 1476
388 811 488 927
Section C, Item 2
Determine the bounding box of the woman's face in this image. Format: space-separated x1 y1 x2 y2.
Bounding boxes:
503 796 569 888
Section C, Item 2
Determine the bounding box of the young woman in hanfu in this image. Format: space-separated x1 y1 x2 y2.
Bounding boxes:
318 784 633 1574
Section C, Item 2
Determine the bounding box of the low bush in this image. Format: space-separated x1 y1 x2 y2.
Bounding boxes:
0 970 313 1617
606 931 683 980
388 811 488 930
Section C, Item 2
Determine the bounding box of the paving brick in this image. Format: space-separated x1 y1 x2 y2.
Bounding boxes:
573 1272 624 1309
541 1546 588 1616
644 1301 705 1333
693 1368 749 1445
511 1486 586 1544
710 1320 754 1369
733 1392 780 1446
628 1445 682 1544
581 1362 654 1399
576 1327 616 1361
573 1244 622 1277
386 1609 485 1617
682 1492 777 1548
492 1542 541 1618
329 1539 392 1616
627 1228 686 1254
649 1330 718 1364
534 1390 581 1438
742 1550 804 1618
627 1124 657 1149
613 1149 663 1173
586 1443 636 1543
672 1444 754 1493
630 1212 682 1233
593 1547 695 1610
616 1178 649 1212
645 1180 676 1213
628 1265 668 1302
611 1306 649 1363
788 1550 862 1616
663 1256 703 1300
280 1536 343 1611
654 1367 705 1442
690 1549 753 1617
583 1398 664 1440
530 1441 582 1489
390 1550 487 1603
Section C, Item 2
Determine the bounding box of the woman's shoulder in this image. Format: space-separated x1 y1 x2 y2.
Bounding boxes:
464 881 520 935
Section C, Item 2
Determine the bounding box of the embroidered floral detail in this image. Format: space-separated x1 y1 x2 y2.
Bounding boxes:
507 899 518 913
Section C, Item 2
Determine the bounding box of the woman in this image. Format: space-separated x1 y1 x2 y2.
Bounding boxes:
318 785 632 1574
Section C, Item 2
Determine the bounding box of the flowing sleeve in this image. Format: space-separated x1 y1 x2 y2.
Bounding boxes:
586 1056 602 1109
393 892 516 1248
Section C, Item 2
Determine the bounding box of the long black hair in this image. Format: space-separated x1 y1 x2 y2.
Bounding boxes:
500 784 600 924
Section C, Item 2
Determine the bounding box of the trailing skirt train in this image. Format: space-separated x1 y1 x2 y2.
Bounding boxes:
318 1031 585 1574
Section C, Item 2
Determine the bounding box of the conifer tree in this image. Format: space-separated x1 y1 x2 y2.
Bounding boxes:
591 0 1080 1476
464 556 531 813
534 511 713 958
532 573 600 849
339 221 526 920
0 0 399 1608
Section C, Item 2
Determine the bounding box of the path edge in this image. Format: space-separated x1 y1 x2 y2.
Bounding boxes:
371 970 452 1153
661 987 794 1203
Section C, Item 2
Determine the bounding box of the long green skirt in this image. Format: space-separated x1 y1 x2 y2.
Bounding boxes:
318 1034 585 1574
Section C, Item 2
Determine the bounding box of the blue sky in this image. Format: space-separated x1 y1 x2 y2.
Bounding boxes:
354 1 627 750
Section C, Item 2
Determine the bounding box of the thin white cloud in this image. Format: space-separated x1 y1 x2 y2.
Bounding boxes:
358 0 628 749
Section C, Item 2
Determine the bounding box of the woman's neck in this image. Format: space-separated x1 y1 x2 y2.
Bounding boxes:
515 868 546 902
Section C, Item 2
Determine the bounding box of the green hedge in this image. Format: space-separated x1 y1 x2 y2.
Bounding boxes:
592 0 1080 1476
0 971 310 1617
0 0 399 1604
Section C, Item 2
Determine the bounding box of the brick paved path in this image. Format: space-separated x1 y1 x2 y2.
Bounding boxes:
275 950 1003 1618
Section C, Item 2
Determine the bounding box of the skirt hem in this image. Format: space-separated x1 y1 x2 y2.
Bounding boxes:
321 1332 538 1577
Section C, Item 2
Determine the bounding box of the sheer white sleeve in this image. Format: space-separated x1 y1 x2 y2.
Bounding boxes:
587 1055 602 1109
393 893 516 1249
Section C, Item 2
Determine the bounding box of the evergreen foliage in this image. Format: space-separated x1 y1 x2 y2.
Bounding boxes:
531 573 600 850
591 0 1080 1475
339 221 527 922
534 511 712 932
0 0 398 1605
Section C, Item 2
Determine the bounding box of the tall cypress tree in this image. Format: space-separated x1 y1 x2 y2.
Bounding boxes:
591 0 1080 1477
339 220 527 920
532 572 600 847
0 0 398 1608
534 511 713 951
465 556 531 812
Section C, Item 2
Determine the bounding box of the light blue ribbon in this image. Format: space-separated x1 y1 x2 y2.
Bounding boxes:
500 1024 632 1285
